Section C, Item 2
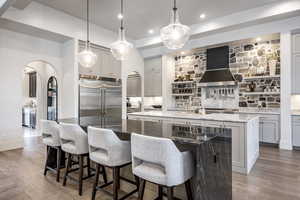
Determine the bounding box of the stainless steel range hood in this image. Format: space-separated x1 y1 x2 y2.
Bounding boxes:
199 46 236 87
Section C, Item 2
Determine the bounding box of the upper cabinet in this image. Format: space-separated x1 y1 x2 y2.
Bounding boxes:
144 56 162 97
292 34 300 94
293 34 300 54
78 44 121 79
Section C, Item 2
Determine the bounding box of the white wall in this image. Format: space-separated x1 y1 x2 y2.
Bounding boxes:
0 28 63 151
61 39 78 118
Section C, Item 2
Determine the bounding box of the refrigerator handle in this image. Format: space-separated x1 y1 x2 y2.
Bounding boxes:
103 89 106 115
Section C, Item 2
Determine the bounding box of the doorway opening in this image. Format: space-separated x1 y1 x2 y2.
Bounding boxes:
22 61 57 137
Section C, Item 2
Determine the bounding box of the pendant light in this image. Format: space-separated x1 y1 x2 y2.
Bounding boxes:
111 0 133 61
78 0 97 68
160 0 190 50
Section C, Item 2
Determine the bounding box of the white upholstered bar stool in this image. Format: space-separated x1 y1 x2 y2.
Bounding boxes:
131 133 195 200
41 119 62 182
88 127 139 200
59 122 95 196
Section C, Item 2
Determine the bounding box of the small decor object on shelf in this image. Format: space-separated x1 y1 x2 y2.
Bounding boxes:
160 0 190 50
78 0 98 68
111 0 133 60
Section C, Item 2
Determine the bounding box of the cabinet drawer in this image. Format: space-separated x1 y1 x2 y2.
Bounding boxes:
292 116 300 123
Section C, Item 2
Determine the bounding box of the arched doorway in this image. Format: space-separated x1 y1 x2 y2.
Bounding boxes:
22 60 57 137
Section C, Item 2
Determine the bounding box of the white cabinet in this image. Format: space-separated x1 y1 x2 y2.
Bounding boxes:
259 115 280 144
293 34 300 54
78 45 121 78
245 113 280 144
292 34 300 94
144 57 162 97
260 121 279 143
292 54 300 94
292 116 300 147
127 75 141 97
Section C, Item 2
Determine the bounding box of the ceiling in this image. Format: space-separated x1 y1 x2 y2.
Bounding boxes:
0 18 71 42
32 0 284 39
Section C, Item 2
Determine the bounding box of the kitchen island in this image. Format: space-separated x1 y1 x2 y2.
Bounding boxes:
59 118 232 200
128 111 260 174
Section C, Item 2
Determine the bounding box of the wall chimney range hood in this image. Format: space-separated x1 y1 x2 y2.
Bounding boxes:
199 46 236 87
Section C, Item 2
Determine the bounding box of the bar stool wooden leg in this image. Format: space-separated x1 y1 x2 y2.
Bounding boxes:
63 153 71 186
92 164 100 200
185 179 193 200
113 167 119 200
138 179 146 200
134 175 140 190
87 156 91 177
158 185 163 200
44 146 50 176
78 155 84 196
102 166 107 183
116 167 120 189
56 147 61 182
167 187 174 200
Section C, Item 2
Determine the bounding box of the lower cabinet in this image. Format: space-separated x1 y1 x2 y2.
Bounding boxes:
127 114 259 174
260 121 279 144
259 115 280 144
292 116 300 147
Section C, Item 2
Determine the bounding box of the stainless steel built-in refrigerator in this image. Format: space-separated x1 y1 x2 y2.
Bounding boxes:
79 78 122 126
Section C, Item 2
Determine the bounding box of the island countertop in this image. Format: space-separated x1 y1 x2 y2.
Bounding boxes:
59 117 232 200
128 111 260 123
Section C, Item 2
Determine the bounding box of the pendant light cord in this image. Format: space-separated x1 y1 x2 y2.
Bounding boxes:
120 0 124 30
87 0 90 47
173 0 177 22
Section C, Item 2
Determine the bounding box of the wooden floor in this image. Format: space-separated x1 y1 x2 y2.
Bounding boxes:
0 137 300 200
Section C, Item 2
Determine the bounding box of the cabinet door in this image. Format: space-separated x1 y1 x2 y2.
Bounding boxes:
261 121 279 144
293 34 300 54
100 51 112 77
292 122 300 147
144 57 162 97
111 57 121 79
292 54 300 94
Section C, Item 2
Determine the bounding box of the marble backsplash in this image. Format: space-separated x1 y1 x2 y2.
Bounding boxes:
173 36 281 109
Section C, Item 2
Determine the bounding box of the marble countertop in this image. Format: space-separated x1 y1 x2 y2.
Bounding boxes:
128 111 260 123
59 118 231 146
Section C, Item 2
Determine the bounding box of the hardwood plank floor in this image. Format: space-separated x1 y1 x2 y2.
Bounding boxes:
0 137 300 200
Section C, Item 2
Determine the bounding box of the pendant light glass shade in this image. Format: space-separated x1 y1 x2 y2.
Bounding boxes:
160 1 190 50
78 0 97 68
111 28 133 61
111 0 133 61
78 46 98 68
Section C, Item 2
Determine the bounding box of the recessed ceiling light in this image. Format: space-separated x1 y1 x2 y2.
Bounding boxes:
200 13 206 19
117 13 123 19
256 37 262 42
181 51 185 55
148 29 154 34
